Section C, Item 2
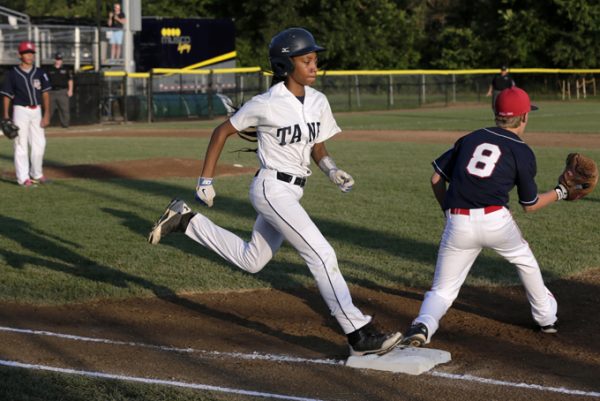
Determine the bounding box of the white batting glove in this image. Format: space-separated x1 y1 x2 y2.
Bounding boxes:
329 169 354 193
195 177 215 207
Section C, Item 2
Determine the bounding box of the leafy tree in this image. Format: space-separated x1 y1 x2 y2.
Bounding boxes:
3 0 599 69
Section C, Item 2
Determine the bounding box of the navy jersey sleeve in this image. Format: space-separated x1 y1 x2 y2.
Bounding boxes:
515 146 538 205
0 70 15 98
432 138 463 181
41 71 52 92
432 148 454 181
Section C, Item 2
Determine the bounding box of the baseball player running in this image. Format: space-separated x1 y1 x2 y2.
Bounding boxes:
148 27 402 356
402 87 560 347
1 41 51 187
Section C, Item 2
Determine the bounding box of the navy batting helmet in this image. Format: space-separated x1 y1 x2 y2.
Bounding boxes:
269 27 325 77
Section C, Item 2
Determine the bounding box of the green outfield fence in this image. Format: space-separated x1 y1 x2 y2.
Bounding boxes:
2 67 598 125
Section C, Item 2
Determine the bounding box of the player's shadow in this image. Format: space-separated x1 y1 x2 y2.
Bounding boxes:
0 213 339 355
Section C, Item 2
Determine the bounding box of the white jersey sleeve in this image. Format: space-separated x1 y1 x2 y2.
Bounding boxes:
314 95 341 143
229 95 268 132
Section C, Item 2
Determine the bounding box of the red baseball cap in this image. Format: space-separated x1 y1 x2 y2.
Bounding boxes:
495 87 538 117
18 41 36 54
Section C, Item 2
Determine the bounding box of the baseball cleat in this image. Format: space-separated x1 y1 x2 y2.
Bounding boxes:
347 322 403 357
539 322 558 334
401 323 428 347
148 199 193 245
21 179 37 188
32 175 49 185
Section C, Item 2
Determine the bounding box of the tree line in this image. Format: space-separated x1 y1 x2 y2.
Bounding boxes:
5 0 600 70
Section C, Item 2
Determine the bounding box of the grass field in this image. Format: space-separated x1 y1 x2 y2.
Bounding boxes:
0 102 598 304
137 100 600 134
0 102 598 400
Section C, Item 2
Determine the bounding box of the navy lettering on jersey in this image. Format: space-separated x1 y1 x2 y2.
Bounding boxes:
276 126 291 145
307 122 320 141
432 127 538 209
277 122 321 146
290 124 302 143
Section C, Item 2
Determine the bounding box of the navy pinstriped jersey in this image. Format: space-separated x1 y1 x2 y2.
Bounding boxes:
0 66 51 107
432 127 538 209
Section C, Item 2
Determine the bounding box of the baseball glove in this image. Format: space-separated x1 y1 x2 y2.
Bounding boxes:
557 153 598 200
1 119 19 140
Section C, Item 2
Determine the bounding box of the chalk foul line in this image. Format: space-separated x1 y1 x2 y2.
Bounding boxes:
0 359 327 401
0 325 598 398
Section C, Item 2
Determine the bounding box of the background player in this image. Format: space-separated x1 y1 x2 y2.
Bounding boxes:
1 41 51 187
148 27 402 356
402 87 560 347
47 52 74 128
486 65 515 112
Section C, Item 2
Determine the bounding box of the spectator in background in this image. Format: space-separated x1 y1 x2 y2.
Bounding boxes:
47 53 73 128
107 3 126 60
486 65 515 112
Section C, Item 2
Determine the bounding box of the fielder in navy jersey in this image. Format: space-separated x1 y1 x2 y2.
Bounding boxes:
1 41 51 187
402 87 563 348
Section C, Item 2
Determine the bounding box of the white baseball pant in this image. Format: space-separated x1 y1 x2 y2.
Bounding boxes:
414 206 558 342
185 168 371 334
13 105 46 184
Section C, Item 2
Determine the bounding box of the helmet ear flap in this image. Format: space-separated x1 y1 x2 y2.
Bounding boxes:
270 56 294 78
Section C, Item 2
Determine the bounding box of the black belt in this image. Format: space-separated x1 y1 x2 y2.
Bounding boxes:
277 172 306 187
255 170 306 187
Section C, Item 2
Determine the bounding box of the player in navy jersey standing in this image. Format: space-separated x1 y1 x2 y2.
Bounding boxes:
1 41 51 187
147 27 402 356
402 87 561 347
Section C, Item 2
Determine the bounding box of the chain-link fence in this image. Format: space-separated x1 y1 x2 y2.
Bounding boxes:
1 67 598 125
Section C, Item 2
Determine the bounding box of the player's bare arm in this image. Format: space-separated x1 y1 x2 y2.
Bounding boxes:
2 96 10 119
310 141 329 164
200 120 238 178
430 172 446 208
41 91 50 128
521 189 561 213
195 120 238 207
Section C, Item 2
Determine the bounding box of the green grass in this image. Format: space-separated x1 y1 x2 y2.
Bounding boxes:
1 133 598 304
334 101 600 133
77 99 600 134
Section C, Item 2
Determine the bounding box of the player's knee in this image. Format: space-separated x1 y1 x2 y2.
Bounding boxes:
241 263 265 274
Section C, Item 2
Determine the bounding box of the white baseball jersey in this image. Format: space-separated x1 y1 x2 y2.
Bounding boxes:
184 82 371 334
230 81 341 177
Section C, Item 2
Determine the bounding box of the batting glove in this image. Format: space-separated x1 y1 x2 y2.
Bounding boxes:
329 169 354 193
554 183 569 201
195 177 215 207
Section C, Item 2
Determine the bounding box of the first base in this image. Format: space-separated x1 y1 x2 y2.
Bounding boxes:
346 346 451 375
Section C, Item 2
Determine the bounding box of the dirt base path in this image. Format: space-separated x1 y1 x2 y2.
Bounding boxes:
1 269 598 401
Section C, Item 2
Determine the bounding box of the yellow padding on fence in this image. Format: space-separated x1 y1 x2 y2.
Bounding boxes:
151 67 261 75
105 67 600 78
319 68 600 76
182 51 237 70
